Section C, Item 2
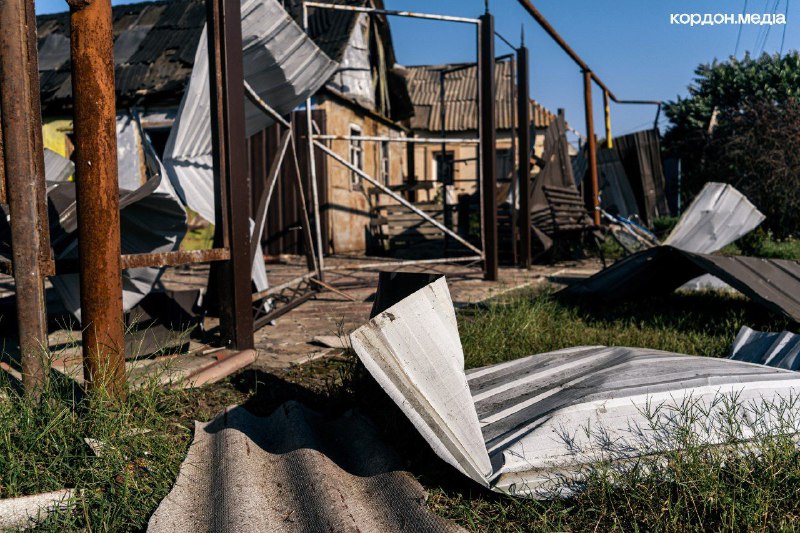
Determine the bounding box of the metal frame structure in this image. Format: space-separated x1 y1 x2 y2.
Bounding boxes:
514 0 662 226
299 2 499 281
0 0 257 396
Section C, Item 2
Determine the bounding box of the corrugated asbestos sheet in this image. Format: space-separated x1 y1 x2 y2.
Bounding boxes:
730 326 800 370
404 61 556 132
562 246 800 323
665 182 766 254
148 402 462 532
350 278 800 498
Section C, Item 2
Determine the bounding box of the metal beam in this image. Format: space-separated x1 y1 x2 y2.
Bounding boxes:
302 4 326 281
0 0 50 396
313 134 480 145
303 2 480 24
68 0 126 396
514 0 661 106
516 45 532 269
207 0 255 349
583 70 601 226
479 13 498 281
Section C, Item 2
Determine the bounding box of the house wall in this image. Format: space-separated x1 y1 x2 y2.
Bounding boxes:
318 98 406 254
410 128 547 200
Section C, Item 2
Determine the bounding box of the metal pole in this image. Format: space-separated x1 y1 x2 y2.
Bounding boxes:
68 0 125 396
514 0 661 107
516 45 532 269
0 0 49 396
303 2 480 24
479 13 498 281
439 69 451 253
583 70 600 226
302 4 325 280
406 133 417 202
207 0 255 349
604 90 612 149
313 134 479 144
508 55 517 266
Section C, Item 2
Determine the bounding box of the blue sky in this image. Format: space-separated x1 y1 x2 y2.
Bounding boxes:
35 0 797 136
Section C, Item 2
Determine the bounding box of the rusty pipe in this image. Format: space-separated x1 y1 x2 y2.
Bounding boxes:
583 70 600 226
68 0 126 397
0 0 51 397
514 0 661 106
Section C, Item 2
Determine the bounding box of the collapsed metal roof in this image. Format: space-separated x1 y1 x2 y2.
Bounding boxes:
148 402 462 532
563 246 800 323
350 277 800 498
404 61 557 132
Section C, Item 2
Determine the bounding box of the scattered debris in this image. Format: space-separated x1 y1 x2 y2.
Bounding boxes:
730 326 800 370
562 246 800 322
0 489 75 530
148 402 462 532
664 182 765 254
350 277 800 498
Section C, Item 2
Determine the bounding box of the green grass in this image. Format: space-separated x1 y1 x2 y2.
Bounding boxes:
0 356 247 532
722 229 800 261
6 286 800 531
458 288 791 368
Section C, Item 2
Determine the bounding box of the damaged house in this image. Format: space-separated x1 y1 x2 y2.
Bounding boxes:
403 61 559 199
36 0 414 256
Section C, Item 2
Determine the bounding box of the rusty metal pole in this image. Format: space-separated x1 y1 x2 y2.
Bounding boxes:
0 0 50 396
207 0 255 348
68 0 126 396
516 44 532 269
583 70 600 226
479 12 498 281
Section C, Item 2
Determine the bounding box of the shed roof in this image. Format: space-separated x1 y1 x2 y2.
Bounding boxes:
36 0 372 112
404 61 557 133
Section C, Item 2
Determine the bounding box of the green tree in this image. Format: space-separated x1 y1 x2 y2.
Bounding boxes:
663 52 800 236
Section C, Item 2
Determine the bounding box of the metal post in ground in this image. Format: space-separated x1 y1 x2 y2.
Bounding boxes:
68 0 126 396
516 44 532 269
0 0 50 397
206 0 255 349
479 13 498 281
583 70 601 226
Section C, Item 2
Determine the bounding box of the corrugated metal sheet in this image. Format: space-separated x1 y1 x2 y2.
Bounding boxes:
665 182 765 254
563 246 800 323
729 326 800 370
350 277 800 498
404 62 556 132
148 402 462 532
43 148 74 187
163 0 337 293
36 0 363 111
48 114 187 320
613 129 669 224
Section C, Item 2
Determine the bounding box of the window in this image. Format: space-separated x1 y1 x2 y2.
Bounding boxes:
433 151 455 185
379 140 390 185
349 125 364 190
496 148 513 181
